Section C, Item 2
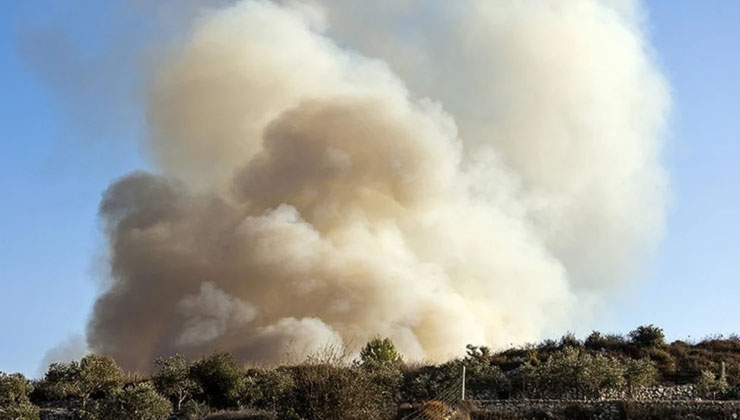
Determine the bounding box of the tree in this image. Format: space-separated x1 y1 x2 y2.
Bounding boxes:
242 368 294 412
153 354 200 411
0 404 39 420
559 333 581 349
38 355 123 409
359 337 403 369
37 362 80 401
530 347 625 398
0 372 39 420
403 361 464 402
623 358 657 397
77 355 124 408
464 346 510 398
697 370 728 399
0 373 34 406
629 325 665 348
585 331 605 350
286 364 386 420
189 353 245 409
509 362 539 398
97 382 172 420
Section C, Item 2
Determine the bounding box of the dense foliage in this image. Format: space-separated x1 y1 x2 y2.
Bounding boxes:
359 337 404 369
6 327 740 419
0 372 39 420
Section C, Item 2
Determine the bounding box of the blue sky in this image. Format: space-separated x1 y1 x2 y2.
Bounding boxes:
1 1 739 376
610 1 740 338
0 1 147 375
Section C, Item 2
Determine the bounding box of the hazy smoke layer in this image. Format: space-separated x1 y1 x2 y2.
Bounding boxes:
88 0 669 371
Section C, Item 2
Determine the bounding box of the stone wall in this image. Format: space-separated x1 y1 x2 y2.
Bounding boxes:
472 400 619 420
471 399 740 420
504 384 700 401
599 384 698 401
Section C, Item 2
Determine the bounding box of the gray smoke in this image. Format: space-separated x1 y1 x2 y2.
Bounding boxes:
86 0 669 371
39 334 89 375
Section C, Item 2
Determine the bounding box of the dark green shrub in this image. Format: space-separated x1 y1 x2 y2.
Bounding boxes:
77 355 124 408
623 358 658 396
643 347 676 375
696 370 729 399
402 360 463 402
97 382 171 420
285 364 389 420
190 353 245 409
507 362 539 398
33 362 80 403
359 337 403 369
0 403 39 420
629 325 666 348
585 331 606 350
34 355 123 409
517 347 625 398
365 365 403 411
463 347 511 399
537 339 558 352
241 368 294 412
0 372 38 420
559 333 581 349
0 372 34 407
152 354 200 411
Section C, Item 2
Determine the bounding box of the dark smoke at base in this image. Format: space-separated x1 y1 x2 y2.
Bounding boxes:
84 0 669 371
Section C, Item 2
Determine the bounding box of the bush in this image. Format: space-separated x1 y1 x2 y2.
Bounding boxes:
0 403 39 420
34 361 81 403
537 339 558 353
77 355 124 407
153 354 200 412
402 360 463 402
97 382 172 420
0 372 34 407
463 347 510 399
0 372 39 420
696 370 728 399
629 325 666 348
623 358 658 396
285 364 389 420
521 347 625 398
190 353 245 410
585 332 629 354
241 368 294 412
508 362 539 398
17 327 740 418
35 355 123 409
559 333 581 349
365 365 403 413
584 331 606 350
359 337 403 369
642 347 676 375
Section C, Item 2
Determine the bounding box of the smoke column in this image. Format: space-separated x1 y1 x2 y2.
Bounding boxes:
87 0 669 371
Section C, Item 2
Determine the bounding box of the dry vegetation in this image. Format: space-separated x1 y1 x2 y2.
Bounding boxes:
3 327 740 420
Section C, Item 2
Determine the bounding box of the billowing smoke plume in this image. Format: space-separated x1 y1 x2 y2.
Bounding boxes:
87 0 669 371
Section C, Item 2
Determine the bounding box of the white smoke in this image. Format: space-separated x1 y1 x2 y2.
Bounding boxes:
86 0 669 371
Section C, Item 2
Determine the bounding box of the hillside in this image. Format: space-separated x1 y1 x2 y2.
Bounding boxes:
3 326 740 420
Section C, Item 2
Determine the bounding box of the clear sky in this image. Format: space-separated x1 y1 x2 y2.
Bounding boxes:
1 1 739 376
